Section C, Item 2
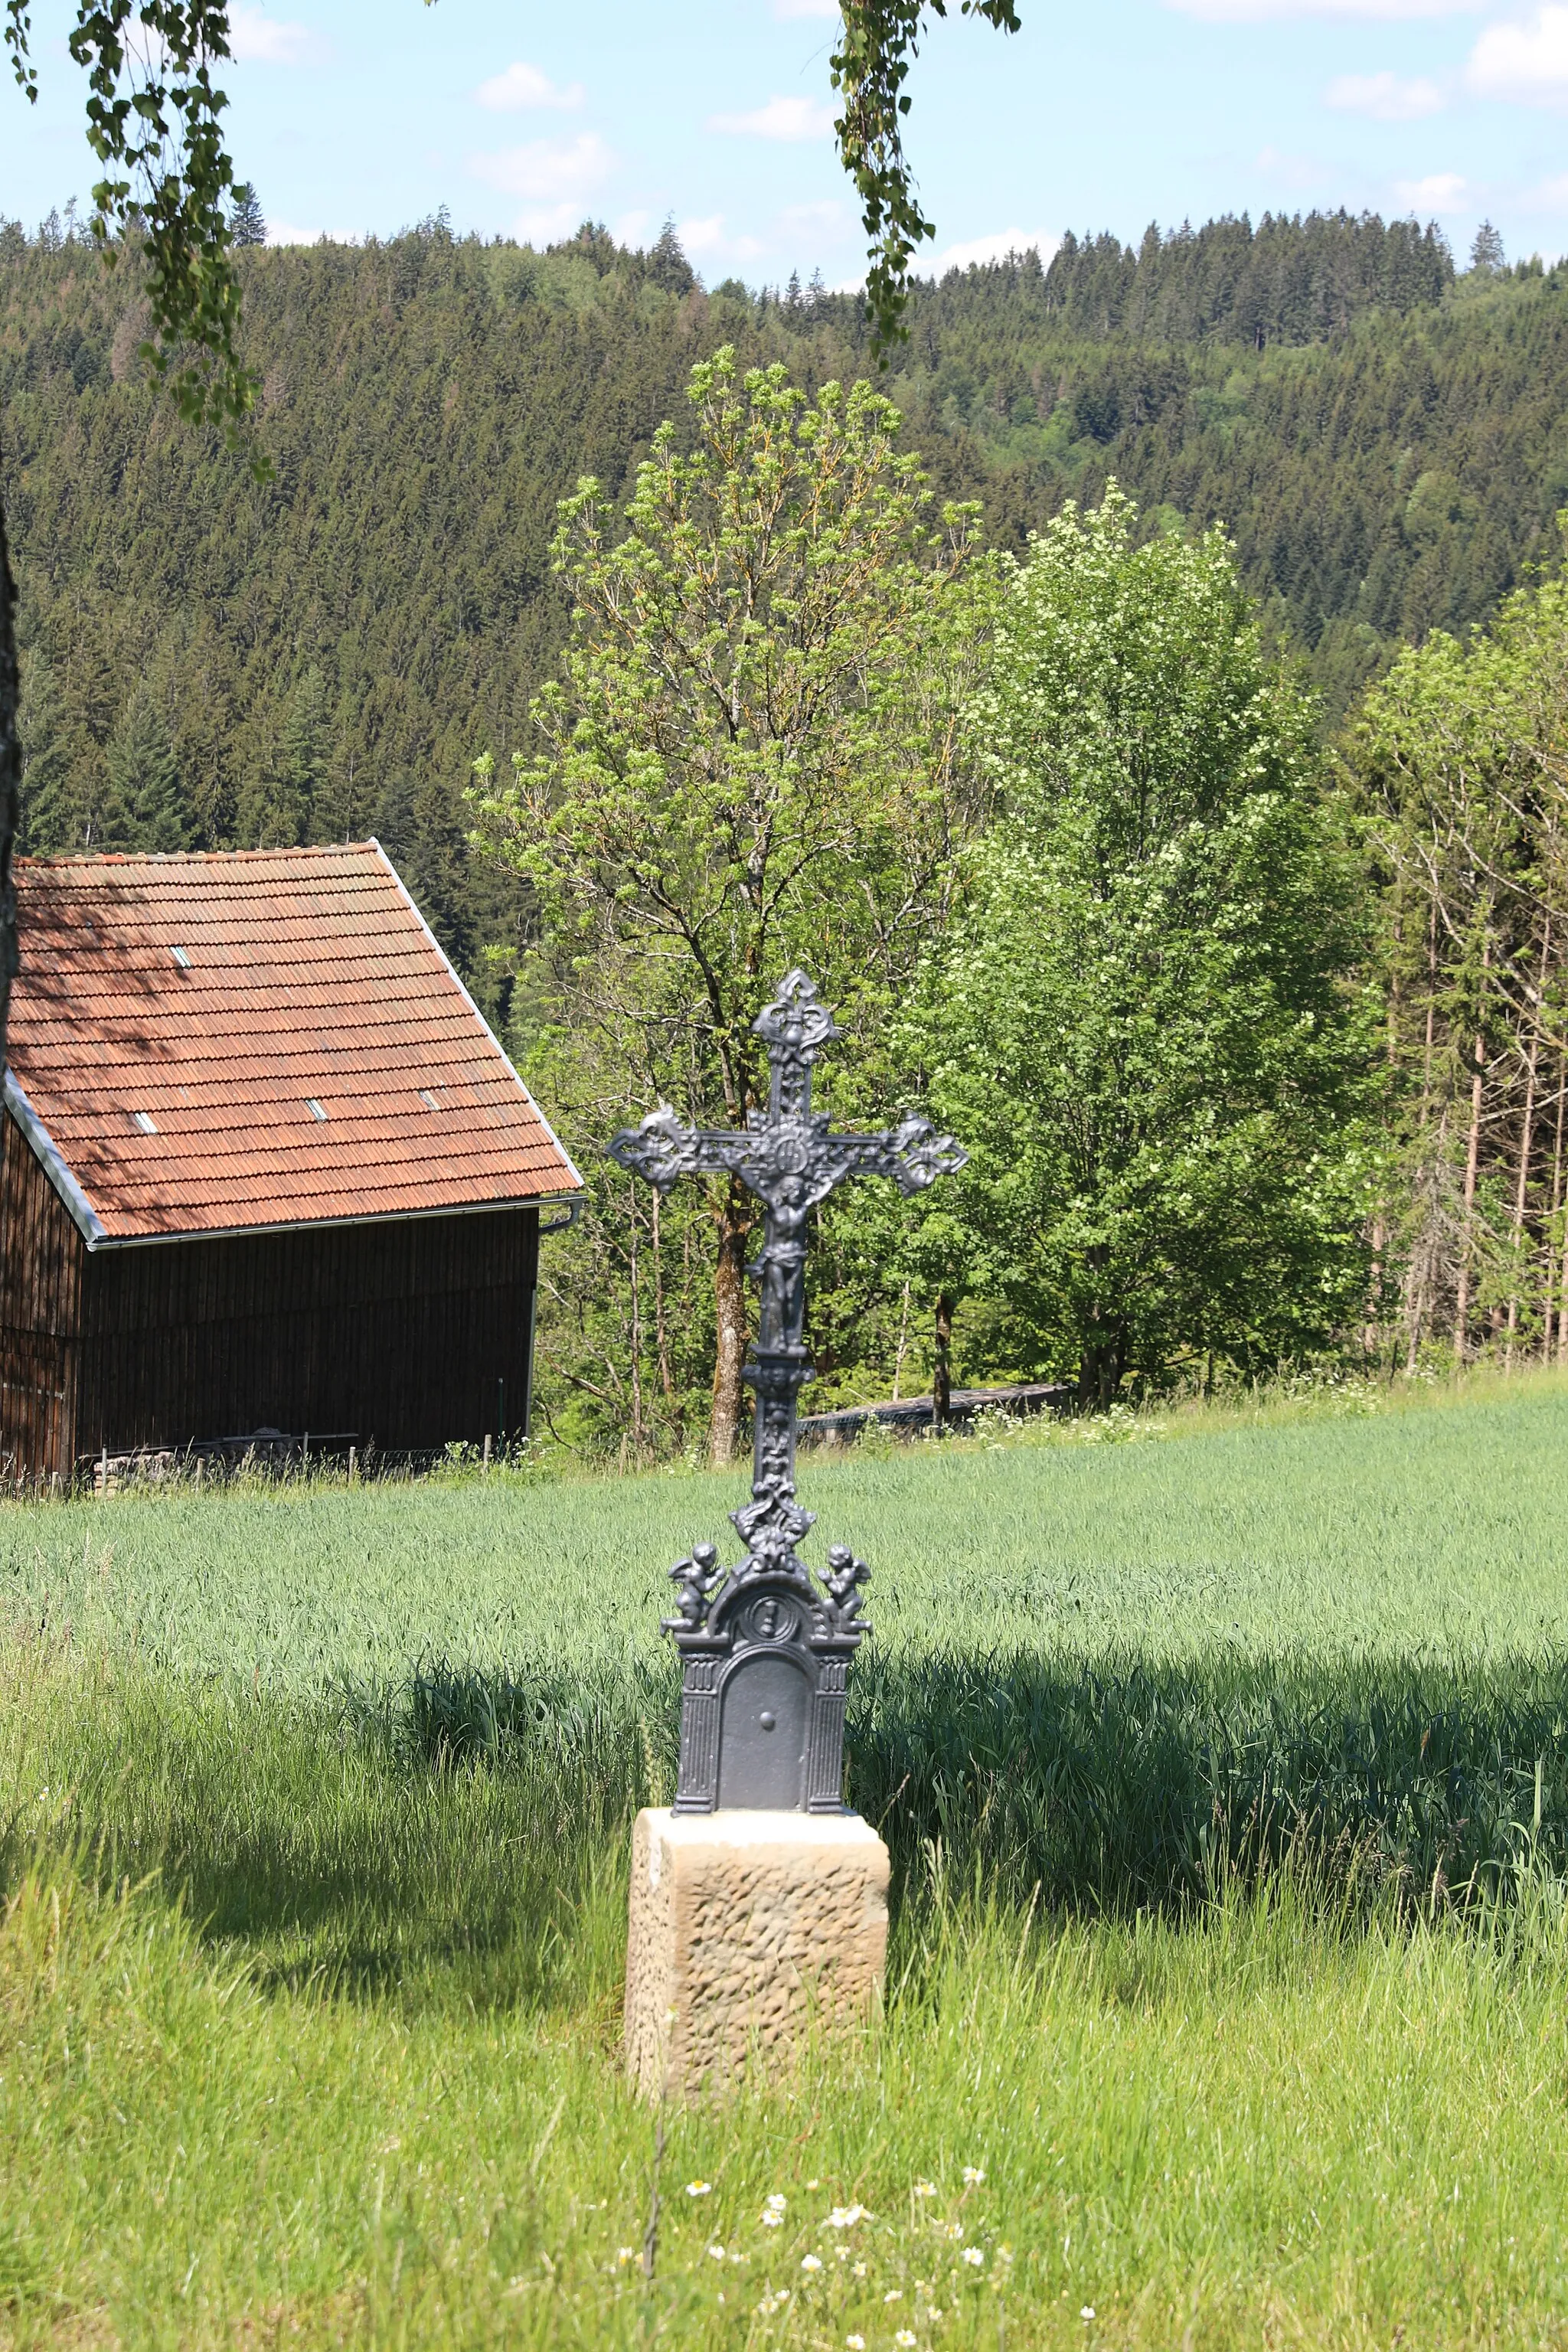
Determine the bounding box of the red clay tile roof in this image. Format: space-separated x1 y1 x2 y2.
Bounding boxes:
5 843 580 1244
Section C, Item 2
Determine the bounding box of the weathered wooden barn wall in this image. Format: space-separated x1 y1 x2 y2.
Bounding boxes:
0 1109 86 1475
0 1111 541 1475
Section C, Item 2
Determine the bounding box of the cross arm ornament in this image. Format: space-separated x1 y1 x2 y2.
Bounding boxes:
606 1104 768 1195
608 1105 965 1205
815 1112 969 1199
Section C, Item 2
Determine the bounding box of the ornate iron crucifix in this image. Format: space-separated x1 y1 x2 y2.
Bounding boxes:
608 969 965 1812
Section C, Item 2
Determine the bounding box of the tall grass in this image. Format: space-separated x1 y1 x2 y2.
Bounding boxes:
5 1383 1568 2341
7 1679 1568 2348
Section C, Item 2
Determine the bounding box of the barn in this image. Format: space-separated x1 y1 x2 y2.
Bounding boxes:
0 843 580 1479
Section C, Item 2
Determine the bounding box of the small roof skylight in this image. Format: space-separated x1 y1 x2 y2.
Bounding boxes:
305 1098 328 1122
170 946 191 971
132 1111 157 1135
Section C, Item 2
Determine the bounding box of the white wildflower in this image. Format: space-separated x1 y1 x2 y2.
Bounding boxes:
962 2246 984 2266
685 2180 712 2199
913 2179 937 2198
962 2166 985 2187
1081 2307 1096 2321
707 2243 725 2261
801 2254 823 2272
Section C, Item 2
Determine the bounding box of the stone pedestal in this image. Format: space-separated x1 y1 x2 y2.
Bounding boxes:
624 1808 890 2101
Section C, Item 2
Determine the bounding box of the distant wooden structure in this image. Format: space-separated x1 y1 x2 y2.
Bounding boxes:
0 844 580 1477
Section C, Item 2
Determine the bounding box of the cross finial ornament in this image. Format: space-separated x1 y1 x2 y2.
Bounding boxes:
608 970 965 1812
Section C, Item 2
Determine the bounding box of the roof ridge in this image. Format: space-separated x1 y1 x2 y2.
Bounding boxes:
17 844 380 871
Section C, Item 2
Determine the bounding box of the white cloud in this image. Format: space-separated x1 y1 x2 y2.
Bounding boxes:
1395 169 1469 206
779 198 849 230
468 132 612 203
1326 68 1446 114
227 5 318 64
707 94 836 139
675 215 766 263
265 220 358 244
1170 0 1478 19
509 204 583 244
474 60 583 113
1467 6 1568 100
928 225 1059 273
1522 168 1568 201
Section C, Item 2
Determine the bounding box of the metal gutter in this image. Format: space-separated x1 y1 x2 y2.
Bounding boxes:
70 1191 581 1252
3 1070 107 1247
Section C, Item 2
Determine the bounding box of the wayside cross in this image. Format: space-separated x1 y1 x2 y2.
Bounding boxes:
607 970 966 1812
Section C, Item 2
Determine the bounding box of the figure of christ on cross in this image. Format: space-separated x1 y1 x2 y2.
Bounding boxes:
607 969 967 1589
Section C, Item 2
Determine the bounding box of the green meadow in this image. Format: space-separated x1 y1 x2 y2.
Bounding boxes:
5 1380 1568 2347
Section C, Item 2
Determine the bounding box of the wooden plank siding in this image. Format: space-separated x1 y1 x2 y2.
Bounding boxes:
0 1109 540 1475
0 1108 86 1475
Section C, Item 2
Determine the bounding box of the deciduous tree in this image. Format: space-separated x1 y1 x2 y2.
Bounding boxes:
472 348 993 1461
909 487 1380 1403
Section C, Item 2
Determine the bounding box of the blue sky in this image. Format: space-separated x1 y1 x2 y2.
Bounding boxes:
5 0 1568 281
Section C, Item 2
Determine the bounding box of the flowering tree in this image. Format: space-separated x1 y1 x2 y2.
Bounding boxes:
471 350 993 1462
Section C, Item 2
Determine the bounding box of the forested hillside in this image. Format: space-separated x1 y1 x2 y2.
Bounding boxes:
3 205 1567 1014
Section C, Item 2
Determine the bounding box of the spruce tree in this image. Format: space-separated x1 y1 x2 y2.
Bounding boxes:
374 769 473 965
240 668 327 846
646 217 695 295
1470 221 1505 276
104 685 194 851
230 185 267 248
17 652 79 852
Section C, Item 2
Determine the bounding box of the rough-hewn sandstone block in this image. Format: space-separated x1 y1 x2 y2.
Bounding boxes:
624 1808 890 2101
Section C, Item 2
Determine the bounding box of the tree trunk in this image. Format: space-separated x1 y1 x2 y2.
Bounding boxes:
890 1276 910 1403
652 1186 675 1416
1455 929 1490 1362
933 1292 954 1426
627 1187 645 1453
1454 1031 1485 1362
1545 1050 1566 1364
1506 922 1550 1368
0 493 19 1063
1405 908 1439 1370
708 1177 750 1465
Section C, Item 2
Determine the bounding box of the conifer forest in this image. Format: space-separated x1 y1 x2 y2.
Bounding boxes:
5 205 1568 1454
